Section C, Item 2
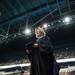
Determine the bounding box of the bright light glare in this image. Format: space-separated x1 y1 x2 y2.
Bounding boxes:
34 43 38 47
23 28 31 35
56 58 75 63
43 23 48 28
63 17 71 24
0 63 31 69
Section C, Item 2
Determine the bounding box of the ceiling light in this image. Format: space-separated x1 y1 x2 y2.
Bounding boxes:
23 28 31 35
43 23 48 28
63 16 71 24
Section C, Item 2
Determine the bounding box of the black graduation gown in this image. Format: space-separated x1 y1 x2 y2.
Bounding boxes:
30 36 55 75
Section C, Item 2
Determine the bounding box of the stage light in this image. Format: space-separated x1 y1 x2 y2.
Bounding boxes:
23 28 31 35
63 16 71 24
43 23 48 28
43 23 50 29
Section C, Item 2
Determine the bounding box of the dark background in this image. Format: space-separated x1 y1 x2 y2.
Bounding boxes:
0 0 75 64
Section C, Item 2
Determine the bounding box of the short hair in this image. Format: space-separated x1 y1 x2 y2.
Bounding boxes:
35 27 46 38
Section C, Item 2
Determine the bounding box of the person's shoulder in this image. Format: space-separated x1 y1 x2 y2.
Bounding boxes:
43 36 50 40
36 36 50 42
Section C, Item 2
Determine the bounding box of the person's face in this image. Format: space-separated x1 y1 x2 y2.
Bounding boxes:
35 29 44 37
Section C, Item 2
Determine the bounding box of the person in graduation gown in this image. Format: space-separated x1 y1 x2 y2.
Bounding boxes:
27 27 60 75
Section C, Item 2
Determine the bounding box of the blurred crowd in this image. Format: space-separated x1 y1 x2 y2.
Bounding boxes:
54 47 75 59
